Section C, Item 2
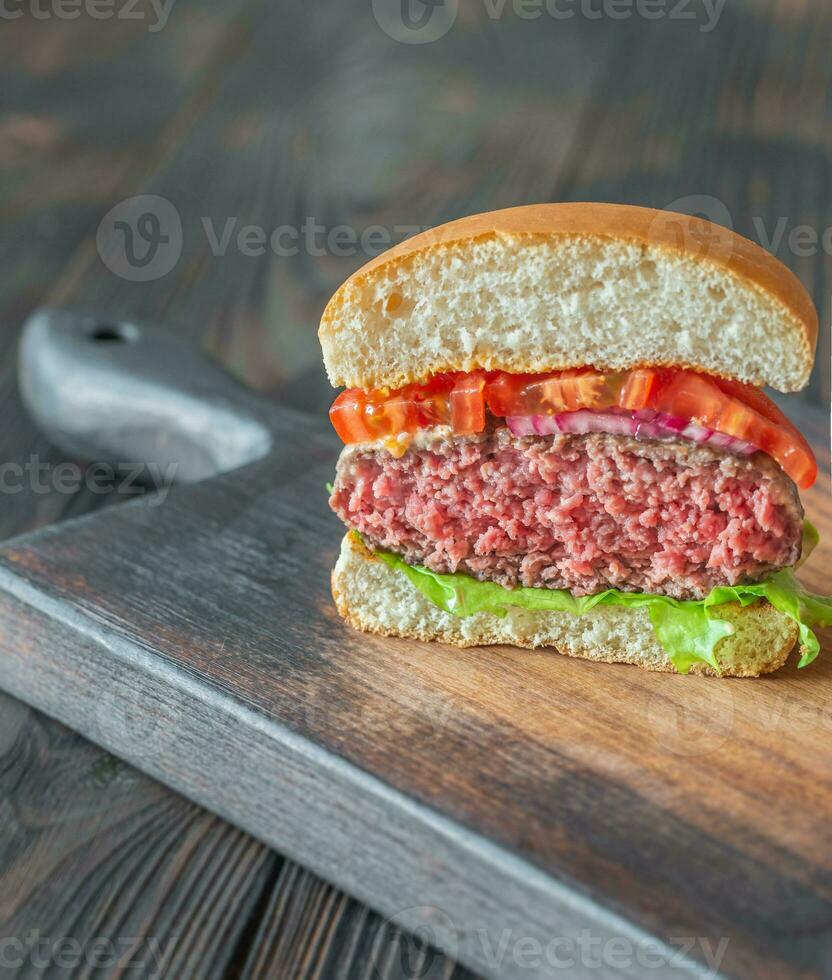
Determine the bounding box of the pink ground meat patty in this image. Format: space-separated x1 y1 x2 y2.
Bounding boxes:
330 428 803 600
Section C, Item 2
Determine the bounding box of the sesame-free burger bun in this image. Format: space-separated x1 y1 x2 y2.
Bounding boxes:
319 203 817 393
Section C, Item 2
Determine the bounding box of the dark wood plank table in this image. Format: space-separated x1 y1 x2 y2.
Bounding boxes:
1 2 830 977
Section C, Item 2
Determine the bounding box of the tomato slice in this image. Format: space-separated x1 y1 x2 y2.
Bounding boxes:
712 376 800 430
619 368 666 410
485 369 622 416
329 376 458 445
329 367 817 488
652 371 817 489
450 371 486 434
329 389 376 444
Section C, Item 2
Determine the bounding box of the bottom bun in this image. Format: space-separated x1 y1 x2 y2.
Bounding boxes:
331 534 798 677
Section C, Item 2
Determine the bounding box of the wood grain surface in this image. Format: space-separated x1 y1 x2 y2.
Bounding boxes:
0 391 829 979
2 1 832 978
0 4 479 977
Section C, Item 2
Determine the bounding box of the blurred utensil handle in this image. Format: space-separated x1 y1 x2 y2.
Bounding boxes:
18 308 276 484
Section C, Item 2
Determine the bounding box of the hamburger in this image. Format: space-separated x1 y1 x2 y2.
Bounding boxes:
320 203 832 676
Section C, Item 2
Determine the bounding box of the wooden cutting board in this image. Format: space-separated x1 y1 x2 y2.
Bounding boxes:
3 309 832 980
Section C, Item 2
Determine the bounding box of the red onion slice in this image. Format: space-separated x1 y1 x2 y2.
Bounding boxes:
505 410 758 457
505 415 540 437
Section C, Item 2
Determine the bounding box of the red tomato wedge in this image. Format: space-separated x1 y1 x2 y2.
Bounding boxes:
450 371 486 434
485 369 623 417
329 374 456 447
657 372 818 489
329 389 376 444
329 368 817 488
619 368 663 411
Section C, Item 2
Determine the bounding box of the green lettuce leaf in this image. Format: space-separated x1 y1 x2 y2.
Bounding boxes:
371 520 832 674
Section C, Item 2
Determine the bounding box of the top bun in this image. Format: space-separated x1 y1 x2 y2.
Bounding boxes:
319 203 817 393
